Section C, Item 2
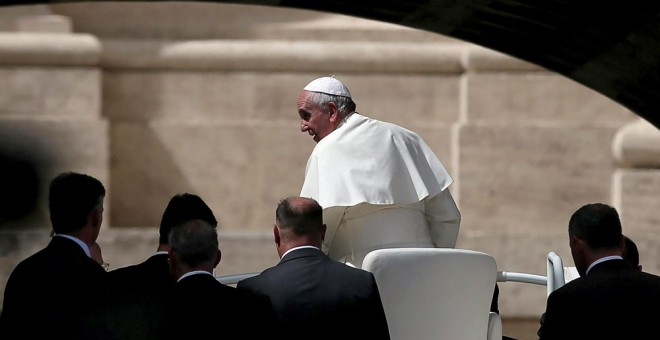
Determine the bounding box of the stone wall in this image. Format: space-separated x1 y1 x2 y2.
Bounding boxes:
0 3 658 319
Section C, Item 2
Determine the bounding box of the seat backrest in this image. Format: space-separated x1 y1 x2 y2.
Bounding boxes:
546 251 565 295
546 251 580 296
362 248 497 340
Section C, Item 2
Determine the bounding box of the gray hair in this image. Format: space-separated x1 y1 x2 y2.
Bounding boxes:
169 219 218 267
307 91 356 116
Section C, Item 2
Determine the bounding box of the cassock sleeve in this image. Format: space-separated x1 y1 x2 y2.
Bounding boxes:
425 188 460 248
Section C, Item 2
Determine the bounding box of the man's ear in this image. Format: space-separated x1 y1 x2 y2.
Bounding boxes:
571 235 588 253
89 206 102 228
213 249 222 268
320 223 327 241
327 102 340 121
273 224 281 246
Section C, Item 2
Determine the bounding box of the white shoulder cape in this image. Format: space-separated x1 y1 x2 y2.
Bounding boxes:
300 113 453 208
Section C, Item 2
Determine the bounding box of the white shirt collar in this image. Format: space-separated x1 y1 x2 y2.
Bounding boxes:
53 233 90 258
178 270 213 282
586 255 623 274
281 245 320 259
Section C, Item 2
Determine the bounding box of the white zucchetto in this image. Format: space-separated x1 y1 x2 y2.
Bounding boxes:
303 76 352 98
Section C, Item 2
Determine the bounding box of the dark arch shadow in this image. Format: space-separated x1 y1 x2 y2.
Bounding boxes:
8 0 660 129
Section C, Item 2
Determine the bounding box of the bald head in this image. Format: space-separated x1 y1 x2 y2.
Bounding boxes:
273 196 326 256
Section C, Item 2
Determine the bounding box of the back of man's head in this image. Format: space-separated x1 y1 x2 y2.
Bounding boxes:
568 203 622 250
169 219 219 269
275 196 323 238
159 193 217 245
49 171 105 234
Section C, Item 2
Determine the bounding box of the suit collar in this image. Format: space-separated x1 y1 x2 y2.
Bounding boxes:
280 247 324 263
281 245 320 259
52 234 90 257
589 258 630 274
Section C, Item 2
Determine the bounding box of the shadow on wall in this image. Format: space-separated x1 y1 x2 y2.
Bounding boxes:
0 134 44 231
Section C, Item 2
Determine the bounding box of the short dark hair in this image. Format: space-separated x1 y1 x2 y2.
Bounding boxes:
49 171 105 233
159 193 217 244
169 219 218 268
275 196 323 236
568 203 622 249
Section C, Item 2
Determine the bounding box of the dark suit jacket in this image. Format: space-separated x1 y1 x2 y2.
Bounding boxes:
236 247 391 340
89 253 175 340
106 252 174 294
539 259 660 340
164 273 277 339
0 236 106 340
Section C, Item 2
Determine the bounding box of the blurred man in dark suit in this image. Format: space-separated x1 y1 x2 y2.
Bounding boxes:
538 203 660 340
108 193 217 291
237 196 390 340
165 218 276 339
92 193 217 339
0 171 107 339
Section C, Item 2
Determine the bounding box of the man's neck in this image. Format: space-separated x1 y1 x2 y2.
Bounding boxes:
281 245 320 259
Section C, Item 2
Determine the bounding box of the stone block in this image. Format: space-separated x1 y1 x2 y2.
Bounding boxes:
459 233 569 317
459 125 619 236
623 229 660 276
104 70 461 128
612 118 660 168
467 73 636 125
110 121 311 231
104 71 306 122
104 71 252 122
415 126 457 178
0 118 109 229
465 46 543 72
100 39 464 74
14 14 72 33
258 73 462 126
0 32 99 66
616 169 660 234
0 5 52 32
0 67 100 117
340 74 461 126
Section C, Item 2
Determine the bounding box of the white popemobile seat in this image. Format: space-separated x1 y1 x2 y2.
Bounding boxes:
216 250 569 340
362 248 502 340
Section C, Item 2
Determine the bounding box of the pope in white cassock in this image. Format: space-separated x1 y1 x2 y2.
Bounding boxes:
297 76 461 268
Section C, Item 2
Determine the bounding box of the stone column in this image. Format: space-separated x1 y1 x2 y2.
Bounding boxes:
0 14 106 290
612 118 660 273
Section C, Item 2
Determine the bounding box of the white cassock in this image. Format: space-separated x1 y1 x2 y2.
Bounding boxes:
300 113 461 268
